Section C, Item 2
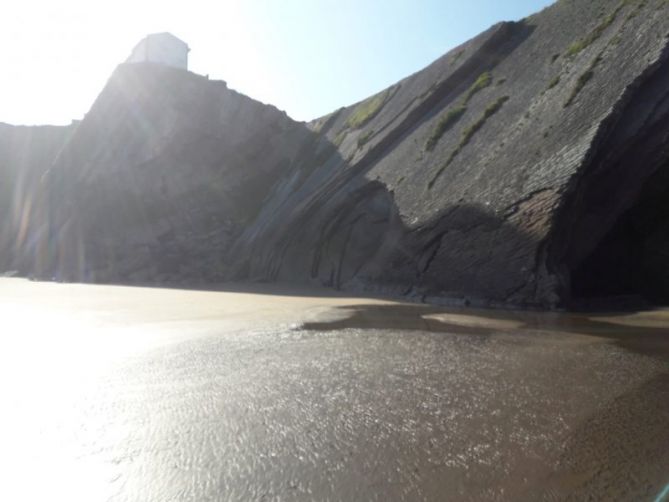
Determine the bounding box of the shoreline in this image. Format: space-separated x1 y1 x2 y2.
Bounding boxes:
2 276 667 360
5 272 666 315
1 276 667 500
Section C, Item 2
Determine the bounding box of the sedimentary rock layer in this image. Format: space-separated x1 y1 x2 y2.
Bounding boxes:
2 0 669 308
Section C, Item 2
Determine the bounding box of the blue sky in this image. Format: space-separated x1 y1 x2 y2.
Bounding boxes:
0 0 555 125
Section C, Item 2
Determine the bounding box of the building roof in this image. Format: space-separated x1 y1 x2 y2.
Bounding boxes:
141 32 190 50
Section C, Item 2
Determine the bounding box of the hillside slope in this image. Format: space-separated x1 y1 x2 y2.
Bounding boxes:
232 0 669 307
2 0 669 308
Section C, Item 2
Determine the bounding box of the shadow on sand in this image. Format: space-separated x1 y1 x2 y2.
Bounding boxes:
300 302 669 359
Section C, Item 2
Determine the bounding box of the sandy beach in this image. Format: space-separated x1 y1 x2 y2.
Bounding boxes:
1 278 667 501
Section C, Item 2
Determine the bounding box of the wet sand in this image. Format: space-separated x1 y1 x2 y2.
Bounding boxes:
0 278 667 501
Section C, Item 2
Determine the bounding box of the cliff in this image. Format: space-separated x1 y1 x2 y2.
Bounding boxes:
0 123 75 273
234 0 669 307
35 65 313 283
2 0 669 308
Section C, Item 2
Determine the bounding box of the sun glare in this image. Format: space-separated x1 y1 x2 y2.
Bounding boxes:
0 0 247 125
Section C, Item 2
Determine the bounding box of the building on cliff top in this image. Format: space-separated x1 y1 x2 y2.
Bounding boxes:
126 33 189 70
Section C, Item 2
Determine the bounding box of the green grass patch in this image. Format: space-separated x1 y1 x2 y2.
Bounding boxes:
345 87 394 129
566 40 586 57
423 72 495 153
357 130 374 148
425 105 467 151
565 2 625 57
451 50 465 65
312 108 343 135
428 96 509 189
564 70 595 107
464 72 492 104
460 96 509 148
626 0 647 19
564 54 603 107
333 130 348 147
547 75 561 90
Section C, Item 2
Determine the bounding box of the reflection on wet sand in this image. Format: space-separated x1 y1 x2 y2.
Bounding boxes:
302 303 669 359
303 303 669 500
1 278 667 501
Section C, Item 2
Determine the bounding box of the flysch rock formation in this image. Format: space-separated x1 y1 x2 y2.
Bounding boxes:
0 123 75 273
2 0 669 309
39 66 313 284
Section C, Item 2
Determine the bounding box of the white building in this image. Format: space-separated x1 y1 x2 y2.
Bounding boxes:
126 33 189 70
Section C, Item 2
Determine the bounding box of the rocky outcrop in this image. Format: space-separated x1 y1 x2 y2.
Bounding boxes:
234 0 669 307
2 0 669 308
37 65 313 282
0 123 75 273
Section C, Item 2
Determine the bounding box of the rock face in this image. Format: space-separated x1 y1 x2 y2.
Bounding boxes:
0 123 75 273
2 0 669 308
37 65 313 283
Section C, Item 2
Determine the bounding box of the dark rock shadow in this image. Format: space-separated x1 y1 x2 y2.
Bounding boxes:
548 46 669 309
233 177 545 307
300 303 669 360
301 303 497 337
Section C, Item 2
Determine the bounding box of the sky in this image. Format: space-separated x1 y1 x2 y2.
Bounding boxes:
0 0 555 126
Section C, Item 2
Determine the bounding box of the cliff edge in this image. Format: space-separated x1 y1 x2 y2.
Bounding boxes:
2 0 669 309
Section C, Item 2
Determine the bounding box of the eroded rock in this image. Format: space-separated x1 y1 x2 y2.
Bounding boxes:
2 0 669 309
